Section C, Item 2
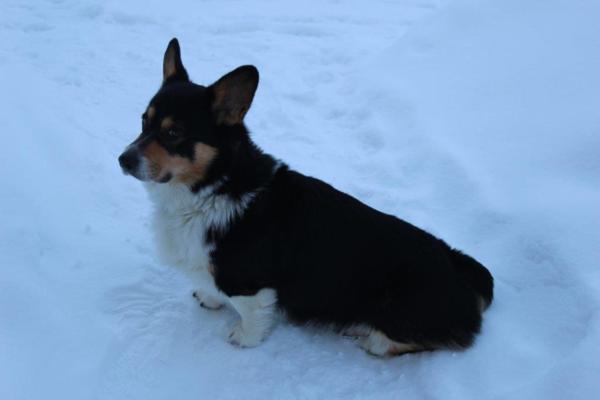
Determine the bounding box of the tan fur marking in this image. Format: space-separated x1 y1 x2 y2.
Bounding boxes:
146 106 155 119
177 143 218 184
143 141 217 184
160 116 175 130
211 74 255 125
212 87 247 125
164 63 176 80
387 341 424 356
163 47 177 80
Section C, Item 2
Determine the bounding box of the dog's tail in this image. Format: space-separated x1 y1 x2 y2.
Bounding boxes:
450 250 494 311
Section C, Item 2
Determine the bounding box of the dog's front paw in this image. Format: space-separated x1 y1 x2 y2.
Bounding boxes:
227 323 265 348
192 291 224 310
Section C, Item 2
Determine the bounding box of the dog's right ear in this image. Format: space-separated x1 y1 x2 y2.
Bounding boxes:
209 65 259 126
163 38 189 83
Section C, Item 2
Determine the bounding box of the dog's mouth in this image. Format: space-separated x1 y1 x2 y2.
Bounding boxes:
157 173 172 183
121 166 145 181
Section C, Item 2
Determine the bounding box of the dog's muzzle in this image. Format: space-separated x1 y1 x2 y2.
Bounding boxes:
118 147 143 179
118 148 138 174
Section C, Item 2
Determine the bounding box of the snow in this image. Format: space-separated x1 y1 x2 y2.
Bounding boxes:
1 0 599 398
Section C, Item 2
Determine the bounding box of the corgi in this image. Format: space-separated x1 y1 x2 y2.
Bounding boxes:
119 38 493 356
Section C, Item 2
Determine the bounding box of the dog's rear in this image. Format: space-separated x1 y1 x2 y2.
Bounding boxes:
450 250 494 311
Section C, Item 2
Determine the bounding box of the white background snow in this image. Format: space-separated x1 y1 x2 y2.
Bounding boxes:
1 0 599 398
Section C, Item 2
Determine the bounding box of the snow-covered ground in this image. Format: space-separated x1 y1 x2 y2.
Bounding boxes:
2 0 599 398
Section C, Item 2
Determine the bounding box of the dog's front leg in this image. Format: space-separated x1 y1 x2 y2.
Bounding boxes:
227 288 278 348
192 291 224 310
191 265 226 310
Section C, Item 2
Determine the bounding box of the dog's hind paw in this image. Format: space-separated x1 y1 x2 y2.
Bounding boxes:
358 330 424 357
341 324 372 338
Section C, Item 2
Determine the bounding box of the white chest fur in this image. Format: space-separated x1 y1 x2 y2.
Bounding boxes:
144 182 254 296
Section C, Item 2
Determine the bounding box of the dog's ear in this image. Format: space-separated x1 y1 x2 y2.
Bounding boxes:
210 65 259 126
163 38 189 82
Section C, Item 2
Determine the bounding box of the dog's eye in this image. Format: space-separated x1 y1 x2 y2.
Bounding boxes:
167 128 182 138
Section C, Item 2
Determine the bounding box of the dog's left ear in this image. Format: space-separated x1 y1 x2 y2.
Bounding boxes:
163 38 189 82
210 65 259 126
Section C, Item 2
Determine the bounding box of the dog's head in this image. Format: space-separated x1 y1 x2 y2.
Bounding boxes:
118 38 259 187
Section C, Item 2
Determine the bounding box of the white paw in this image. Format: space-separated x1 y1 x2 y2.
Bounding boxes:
227 322 265 348
342 324 372 338
358 330 421 357
192 291 224 310
358 335 388 357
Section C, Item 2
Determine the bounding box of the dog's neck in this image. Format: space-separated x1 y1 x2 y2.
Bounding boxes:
144 180 255 232
144 139 282 230
194 135 281 199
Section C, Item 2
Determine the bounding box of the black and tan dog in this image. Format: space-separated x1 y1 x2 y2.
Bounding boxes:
119 38 493 356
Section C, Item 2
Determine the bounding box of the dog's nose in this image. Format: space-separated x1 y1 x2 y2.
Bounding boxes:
119 150 139 173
